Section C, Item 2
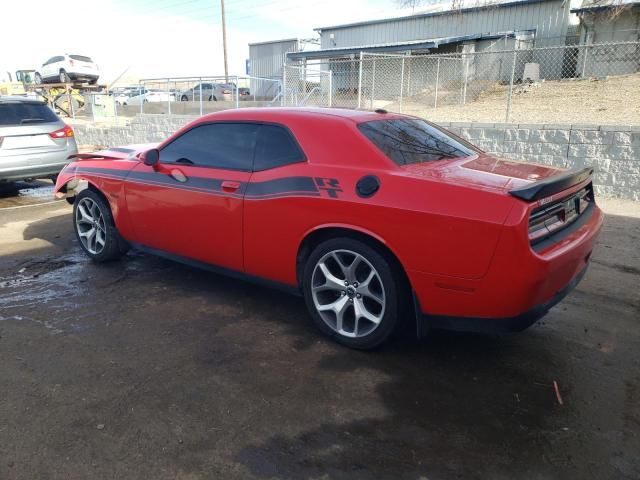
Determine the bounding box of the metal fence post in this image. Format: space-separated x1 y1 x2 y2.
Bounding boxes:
114 92 118 122
199 78 203 116
370 58 376 109
505 49 518 123
139 83 143 115
434 57 440 109
357 51 364 109
167 78 171 115
581 44 590 78
235 76 240 109
399 56 405 113
328 70 333 107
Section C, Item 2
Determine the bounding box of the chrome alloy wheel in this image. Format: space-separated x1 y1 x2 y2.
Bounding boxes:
75 197 107 255
311 249 386 338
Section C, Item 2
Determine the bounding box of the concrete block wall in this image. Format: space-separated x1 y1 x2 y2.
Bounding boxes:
442 122 640 201
70 115 640 201
70 115 198 148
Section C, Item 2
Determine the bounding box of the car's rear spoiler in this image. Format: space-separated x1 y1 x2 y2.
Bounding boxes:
67 152 123 161
509 167 593 201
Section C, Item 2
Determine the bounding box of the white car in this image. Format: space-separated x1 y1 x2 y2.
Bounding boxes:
34 54 99 85
124 89 175 106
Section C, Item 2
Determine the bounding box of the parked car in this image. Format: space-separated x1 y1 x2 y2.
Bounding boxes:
122 89 175 106
179 82 235 102
34 54 99 85
54 108 602 349
239 87 250 96
0 96 77 182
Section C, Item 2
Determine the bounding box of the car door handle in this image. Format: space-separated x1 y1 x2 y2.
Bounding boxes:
221 180 241 192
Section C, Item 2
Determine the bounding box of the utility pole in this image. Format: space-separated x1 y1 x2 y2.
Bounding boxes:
221 0 229 82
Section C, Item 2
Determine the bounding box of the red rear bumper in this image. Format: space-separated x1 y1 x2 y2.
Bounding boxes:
411 202 603 333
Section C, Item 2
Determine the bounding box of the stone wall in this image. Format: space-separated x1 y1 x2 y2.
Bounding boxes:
70 115 640 201
442 122 640 201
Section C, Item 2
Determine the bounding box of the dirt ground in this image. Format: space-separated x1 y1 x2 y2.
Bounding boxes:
397 73 640 125
0 190 639 480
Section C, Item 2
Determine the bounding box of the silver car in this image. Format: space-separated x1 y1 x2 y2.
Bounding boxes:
179 82 236 102
0 96 78 182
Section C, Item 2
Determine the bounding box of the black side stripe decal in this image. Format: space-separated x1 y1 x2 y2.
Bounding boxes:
69 167 333 199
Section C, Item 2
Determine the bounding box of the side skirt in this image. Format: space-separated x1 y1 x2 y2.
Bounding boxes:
132 243 302 297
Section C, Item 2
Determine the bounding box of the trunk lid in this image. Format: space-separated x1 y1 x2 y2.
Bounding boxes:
0 122 68 156
398 153 565 195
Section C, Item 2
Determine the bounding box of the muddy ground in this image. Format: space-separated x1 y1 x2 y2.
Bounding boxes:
0 189 639 480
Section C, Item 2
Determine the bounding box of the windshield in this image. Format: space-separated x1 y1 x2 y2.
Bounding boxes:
0 102 59 126
358 118 478 165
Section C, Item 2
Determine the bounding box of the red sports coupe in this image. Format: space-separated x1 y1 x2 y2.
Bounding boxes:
55 108 603 349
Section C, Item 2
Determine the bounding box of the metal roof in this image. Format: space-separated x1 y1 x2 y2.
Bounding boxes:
571 0 640 12
248 38 298 47
314 0 550 32
287 32 515 61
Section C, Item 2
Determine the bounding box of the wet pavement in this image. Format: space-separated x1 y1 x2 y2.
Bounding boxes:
0 199 639 480
0 180 60 209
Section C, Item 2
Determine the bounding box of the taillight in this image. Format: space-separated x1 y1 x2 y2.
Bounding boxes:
528 186 592 244
222 89 231 94
49 124 74 139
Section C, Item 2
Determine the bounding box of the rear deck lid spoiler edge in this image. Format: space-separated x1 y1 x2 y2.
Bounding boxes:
509 167 593 201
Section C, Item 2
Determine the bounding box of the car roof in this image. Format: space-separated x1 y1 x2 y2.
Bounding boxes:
0 95 46 105
197 107 408 125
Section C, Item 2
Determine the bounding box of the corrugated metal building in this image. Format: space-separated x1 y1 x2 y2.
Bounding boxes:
248 38 298 98
287 0 572 64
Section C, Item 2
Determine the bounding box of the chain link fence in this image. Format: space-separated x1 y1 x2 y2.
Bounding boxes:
283 40 640 125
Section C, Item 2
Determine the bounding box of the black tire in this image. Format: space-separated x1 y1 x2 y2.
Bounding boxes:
302 237 401 349
181 95 188 102
88 78 98 85
209 95 217 102
73 189 129 262
34 72 42 84
59 70 71 83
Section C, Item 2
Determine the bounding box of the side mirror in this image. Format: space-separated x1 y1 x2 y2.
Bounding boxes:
142 149 160 167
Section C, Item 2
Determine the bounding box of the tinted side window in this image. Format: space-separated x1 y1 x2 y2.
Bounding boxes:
358 119 476 166
160 123 260 171
53 56 65 63
254 125 305 171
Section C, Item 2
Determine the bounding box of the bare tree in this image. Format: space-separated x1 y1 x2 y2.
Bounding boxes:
393 0 426 12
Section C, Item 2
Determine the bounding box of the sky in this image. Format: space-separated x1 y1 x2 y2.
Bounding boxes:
1 0 427 86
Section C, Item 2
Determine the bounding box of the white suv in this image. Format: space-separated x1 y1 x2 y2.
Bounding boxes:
34 54 99 85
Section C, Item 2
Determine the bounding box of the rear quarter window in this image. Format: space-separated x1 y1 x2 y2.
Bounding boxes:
70 55 93 63
358 119 477 166
0 102 59 126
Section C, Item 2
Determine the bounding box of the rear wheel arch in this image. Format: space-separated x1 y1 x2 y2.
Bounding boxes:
296 226 412 296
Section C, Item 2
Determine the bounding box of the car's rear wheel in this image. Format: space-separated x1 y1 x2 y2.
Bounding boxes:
34 72 42 84
59 70 71 83
73 189 129 262
209 95 217 101
181 95 188 101
302 238 400 349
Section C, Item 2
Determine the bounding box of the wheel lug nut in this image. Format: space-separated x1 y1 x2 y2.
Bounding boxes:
353 282 358 287
356 293 361 298
344 281 349 286
341 291 346 296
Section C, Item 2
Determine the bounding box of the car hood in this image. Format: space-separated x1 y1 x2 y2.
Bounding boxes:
398 153 565 194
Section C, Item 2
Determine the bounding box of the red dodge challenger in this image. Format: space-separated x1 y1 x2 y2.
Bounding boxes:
55 108 603 349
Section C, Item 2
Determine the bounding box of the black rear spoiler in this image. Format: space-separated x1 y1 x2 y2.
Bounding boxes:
509 167 593 201
67 152 122 161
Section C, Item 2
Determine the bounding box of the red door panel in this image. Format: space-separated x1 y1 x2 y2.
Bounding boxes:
123 162 250 271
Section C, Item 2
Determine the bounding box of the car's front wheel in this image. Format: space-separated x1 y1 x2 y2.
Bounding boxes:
59 70 71 83
73 189 129 262
181 95 188 101
302 238 401 349
34 72 42 84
